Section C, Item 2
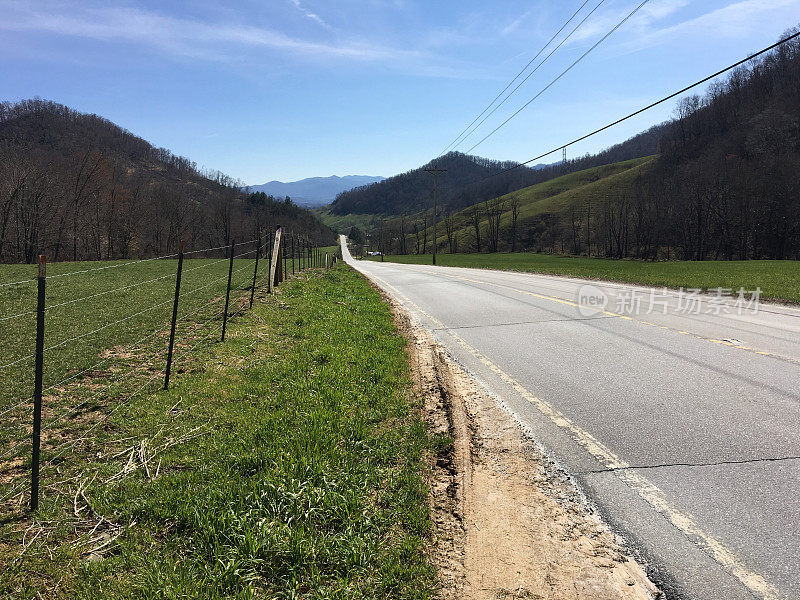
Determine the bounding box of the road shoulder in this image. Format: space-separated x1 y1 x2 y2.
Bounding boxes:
386 291 661 599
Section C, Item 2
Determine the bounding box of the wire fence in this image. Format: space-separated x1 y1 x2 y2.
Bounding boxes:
0 227 330 512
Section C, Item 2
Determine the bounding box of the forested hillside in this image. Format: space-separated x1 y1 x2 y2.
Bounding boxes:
330 122 668 218
0 99 334 263
371 30 800 261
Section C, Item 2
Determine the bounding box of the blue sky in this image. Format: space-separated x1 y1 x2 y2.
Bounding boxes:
1 0 798 183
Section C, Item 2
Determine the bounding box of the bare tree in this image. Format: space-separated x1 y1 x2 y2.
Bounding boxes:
508 197 520 252
486 197 505 252
468 203 483 252
443 209 456 253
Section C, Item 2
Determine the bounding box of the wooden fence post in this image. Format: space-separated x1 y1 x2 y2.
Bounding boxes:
269 226 283 289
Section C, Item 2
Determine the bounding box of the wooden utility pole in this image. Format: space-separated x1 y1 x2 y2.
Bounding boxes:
423 165 446 265
379 218 384 261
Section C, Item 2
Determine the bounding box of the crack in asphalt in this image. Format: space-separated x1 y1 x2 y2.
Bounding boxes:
577 455 800 474
431 315 616 331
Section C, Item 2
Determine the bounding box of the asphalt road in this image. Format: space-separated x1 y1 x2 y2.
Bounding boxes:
341 237 800 600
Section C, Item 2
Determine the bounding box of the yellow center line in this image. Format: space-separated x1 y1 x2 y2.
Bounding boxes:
408 265 782 362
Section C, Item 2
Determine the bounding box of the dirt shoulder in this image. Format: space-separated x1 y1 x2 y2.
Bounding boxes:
389 296 662 600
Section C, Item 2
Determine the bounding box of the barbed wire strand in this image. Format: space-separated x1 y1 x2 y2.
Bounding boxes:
0 261 253 371
0 237 260 289
0 261 262 489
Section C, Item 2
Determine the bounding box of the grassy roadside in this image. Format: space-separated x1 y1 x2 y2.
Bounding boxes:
1 265 436 599
364 253 800 303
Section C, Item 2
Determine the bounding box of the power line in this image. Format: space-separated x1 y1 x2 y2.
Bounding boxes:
450 0 608 154
440 0 593 156
466 0 651 154
485 30 800 182
431 29 800 200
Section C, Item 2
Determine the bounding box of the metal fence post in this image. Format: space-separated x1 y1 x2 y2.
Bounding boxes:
164 240 185 390
250 233 261 309
267 227 273 294
221 239 235 342
30 255 46 511
282 233 287 280
291 233 295 276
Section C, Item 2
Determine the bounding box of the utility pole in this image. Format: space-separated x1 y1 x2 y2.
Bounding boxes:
379 218 384 262
423 165 446 265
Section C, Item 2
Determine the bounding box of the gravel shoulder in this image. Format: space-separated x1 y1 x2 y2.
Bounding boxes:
388 294 662 600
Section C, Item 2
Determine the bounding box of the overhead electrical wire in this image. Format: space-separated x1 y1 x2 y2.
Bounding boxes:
466 0 651 154
443 29 800 192
440 0 593 156
450 0 609 154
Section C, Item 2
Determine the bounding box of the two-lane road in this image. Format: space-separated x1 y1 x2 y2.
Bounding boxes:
342 236 800 600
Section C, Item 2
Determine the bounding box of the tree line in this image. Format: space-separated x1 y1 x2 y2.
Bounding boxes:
0 99 334 263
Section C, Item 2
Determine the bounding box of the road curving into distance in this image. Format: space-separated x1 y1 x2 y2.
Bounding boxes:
341 235 800 600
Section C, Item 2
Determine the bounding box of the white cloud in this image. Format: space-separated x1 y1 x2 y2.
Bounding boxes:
289 0 332 30
565 0 800 52
0 1 414 62
629 0 800 47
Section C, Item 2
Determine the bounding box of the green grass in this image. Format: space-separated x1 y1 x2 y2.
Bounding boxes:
313 209 379 234
394 157 654 248
1 265 436 598
364 252 800 303
0 252 313 494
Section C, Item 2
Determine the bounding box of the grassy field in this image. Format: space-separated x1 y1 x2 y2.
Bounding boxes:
1 264 436 598
0 248 313 487
389 157 654 250
364 252 800 303
313 208 378 234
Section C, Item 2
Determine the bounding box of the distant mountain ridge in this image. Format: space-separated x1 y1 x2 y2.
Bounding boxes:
248 175 385 207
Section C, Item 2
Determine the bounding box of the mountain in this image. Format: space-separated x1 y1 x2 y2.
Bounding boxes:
248 175 385 208
0 99 335 263
329 125 668 218
330 152 540 216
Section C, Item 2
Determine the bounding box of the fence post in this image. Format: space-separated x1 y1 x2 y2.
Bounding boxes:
164 240 185 390
30 255 46 511
250 233 261 309
291 233 295 276
269 226 283 289
282 232 287 280
221 239 235 342
267 227 273 293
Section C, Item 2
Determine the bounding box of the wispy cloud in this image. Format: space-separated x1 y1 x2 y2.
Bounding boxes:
289 0 332 30
563 0 690 44
564 0 800 52
502 8 537 36
0 1 413 62
627 0 800 48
